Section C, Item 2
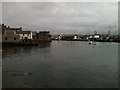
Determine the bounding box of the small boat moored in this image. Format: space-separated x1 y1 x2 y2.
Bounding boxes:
89 41 96 45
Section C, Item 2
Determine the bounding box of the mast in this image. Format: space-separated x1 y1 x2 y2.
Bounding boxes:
108 26 111 36
115 25 116 35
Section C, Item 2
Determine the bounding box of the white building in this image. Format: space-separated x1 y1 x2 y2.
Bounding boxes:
89 35 100 39
94 35 100 39
73 34 78 40
16 31 32 40
58 35 62 40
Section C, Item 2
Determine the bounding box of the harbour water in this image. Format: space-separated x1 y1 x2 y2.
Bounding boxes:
2 41 118 88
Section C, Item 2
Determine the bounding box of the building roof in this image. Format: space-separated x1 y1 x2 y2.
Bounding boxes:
39 31 50 33
7 27 22 31
16 31 31 34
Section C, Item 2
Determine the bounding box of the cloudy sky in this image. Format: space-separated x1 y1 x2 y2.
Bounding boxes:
2 2 118 34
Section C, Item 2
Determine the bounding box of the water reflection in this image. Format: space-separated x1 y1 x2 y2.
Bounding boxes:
2 43 51 57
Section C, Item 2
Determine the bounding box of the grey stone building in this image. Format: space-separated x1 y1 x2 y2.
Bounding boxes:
2 26 22 44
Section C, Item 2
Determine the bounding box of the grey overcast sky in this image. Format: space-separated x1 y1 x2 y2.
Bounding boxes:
2 2 118 34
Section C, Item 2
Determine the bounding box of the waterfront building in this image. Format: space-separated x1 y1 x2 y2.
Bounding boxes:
1 24 53 44
16 31 32 40
61 34 80 41
73 34 80 40
36 31 52 42
16 31 33 44
2 25 23 44
93 34 100 40
2 30 20 44
3 26 22 35
32 31 38 44
61 35 73 40
32 31 37 40
94 35 100 39
58 35 62 40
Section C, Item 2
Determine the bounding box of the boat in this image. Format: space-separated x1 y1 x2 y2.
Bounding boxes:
89 41 93 44
92 42 96 45
88 40 96 45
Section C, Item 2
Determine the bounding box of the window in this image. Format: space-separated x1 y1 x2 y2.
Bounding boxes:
5 37 7 40
25 37 27 39
23 34 24 36
14 37 16 40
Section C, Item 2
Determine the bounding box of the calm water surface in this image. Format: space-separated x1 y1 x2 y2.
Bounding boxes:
2 41 118 88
